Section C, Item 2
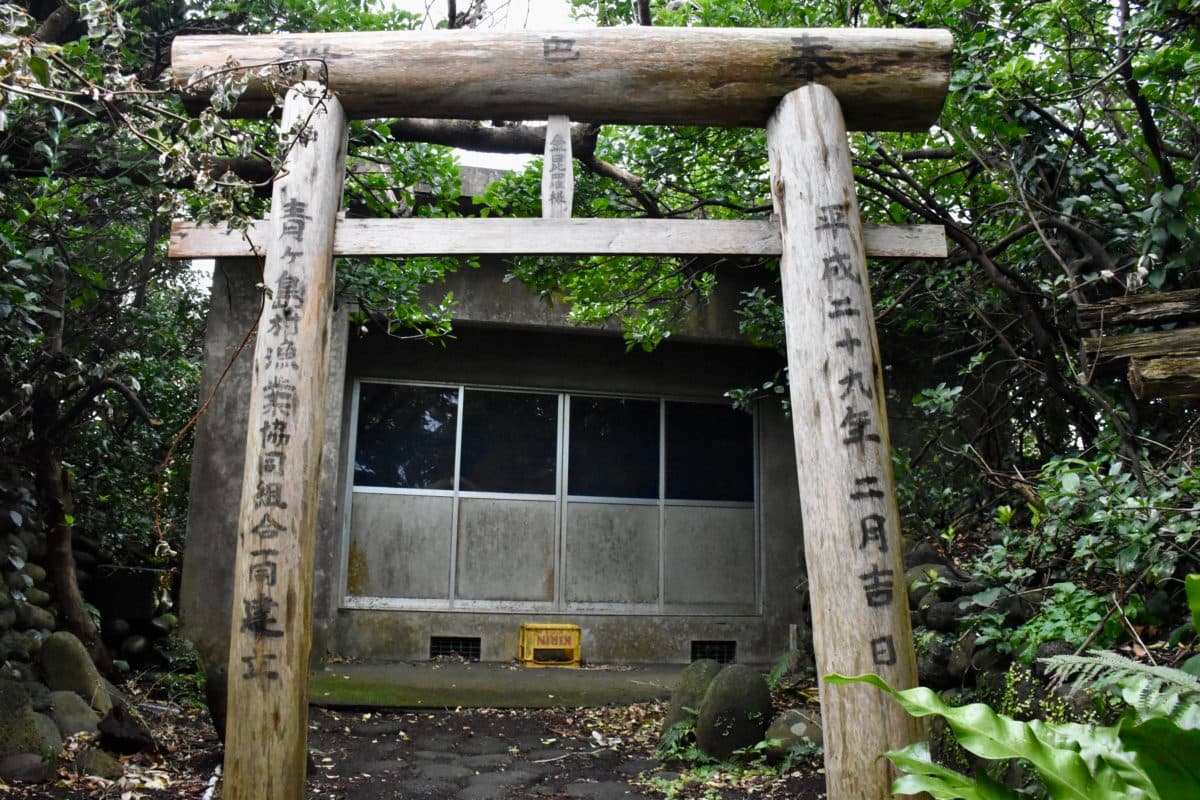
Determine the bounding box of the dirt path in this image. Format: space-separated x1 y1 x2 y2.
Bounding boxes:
8 701 824 799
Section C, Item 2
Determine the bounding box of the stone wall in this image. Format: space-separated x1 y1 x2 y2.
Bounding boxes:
0 467 60 687
0 467 154 783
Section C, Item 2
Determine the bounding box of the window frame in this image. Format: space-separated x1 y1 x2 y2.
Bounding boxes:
340 378 761 616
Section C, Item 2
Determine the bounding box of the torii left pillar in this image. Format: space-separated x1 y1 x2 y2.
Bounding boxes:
224 81 347 800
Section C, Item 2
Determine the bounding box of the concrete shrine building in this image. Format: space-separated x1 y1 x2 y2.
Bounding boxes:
180 171 810 670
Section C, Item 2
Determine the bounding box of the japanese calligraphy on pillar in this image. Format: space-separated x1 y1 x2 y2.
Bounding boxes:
541 115 573 219
811 200 903 666
767 83 919 800
237 183 317 679
237 210 308 681
224 81 347 800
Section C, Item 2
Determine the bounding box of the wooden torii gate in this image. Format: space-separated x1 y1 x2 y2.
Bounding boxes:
169 27 952 800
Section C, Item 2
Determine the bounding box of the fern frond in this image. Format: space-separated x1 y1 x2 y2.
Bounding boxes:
1041 650 1200 729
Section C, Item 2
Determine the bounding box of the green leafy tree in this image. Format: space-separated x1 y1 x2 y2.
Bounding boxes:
550 0 1199 638
4 0 1197 673
0 0 456 671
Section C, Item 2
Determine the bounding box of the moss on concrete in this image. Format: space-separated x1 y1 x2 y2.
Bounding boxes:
345 538 367 598
308 663 680 709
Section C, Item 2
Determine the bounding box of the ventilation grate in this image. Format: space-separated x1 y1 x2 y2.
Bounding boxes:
430 636 481 661
691 640 736 664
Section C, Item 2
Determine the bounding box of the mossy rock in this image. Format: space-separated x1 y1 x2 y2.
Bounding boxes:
40 633 111 715
23 588 50 607
76 746 123 780
26 682 51 713
21 564 46 585
905 563 946 607
924 601 963 633
15 603 55 632
0 752 53 783
0 631 36 662
0 707 60 759
662 659 722 732
694 664 773 761
0 683 31 720
49 691 100 736
4 535 26 562
762 708 822 762
32 713 61 757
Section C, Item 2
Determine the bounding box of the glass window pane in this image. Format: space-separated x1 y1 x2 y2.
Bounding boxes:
460 390 558 494
353 384 458 489
568 397 659 499
666 402 753 502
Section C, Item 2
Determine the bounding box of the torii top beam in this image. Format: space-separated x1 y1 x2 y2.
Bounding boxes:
172 27 952 131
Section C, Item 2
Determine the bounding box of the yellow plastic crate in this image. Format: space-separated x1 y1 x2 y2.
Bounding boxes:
519 623 581 668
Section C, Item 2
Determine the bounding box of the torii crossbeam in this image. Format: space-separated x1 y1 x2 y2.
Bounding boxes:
170 26 953 800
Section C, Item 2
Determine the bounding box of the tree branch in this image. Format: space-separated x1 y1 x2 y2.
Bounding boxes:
50 376 161 442
384 118 662 216
385 117 599 155
900 148 957 161
1038 218 1118 276
34 3 80 44
577 152 661 217
1117 0 1178 191
636 0 653 26
855 168 1100 439
99 378 163 427
133 213 163 309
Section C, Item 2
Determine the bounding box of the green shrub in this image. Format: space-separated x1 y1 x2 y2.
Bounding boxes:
831 666 1200 800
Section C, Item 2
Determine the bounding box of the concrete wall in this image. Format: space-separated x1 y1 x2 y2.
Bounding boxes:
180 258 348 669
326 323 803 664
180 259 257 670
182 257 806 667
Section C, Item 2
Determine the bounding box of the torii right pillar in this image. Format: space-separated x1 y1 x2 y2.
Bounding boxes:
767 84 921 799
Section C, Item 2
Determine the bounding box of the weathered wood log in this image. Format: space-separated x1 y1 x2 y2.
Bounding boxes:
168 218 948 259
767 84 920 799
171 27 953 130
1077 289 1200 328
1083 328 1200 363
541 115 573 218
224 82 347 800
1128 357 1200 399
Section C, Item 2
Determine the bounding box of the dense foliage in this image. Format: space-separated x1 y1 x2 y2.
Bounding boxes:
552 0 1200 663
832 667 1200 799
0 0 460 663
1 0 1197 678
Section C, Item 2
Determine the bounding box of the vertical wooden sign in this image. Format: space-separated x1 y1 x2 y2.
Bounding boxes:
225 81 348 800
766 84 920 799
541 114 573 218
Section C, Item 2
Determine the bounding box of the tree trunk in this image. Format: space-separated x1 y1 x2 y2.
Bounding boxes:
30 390 116 677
